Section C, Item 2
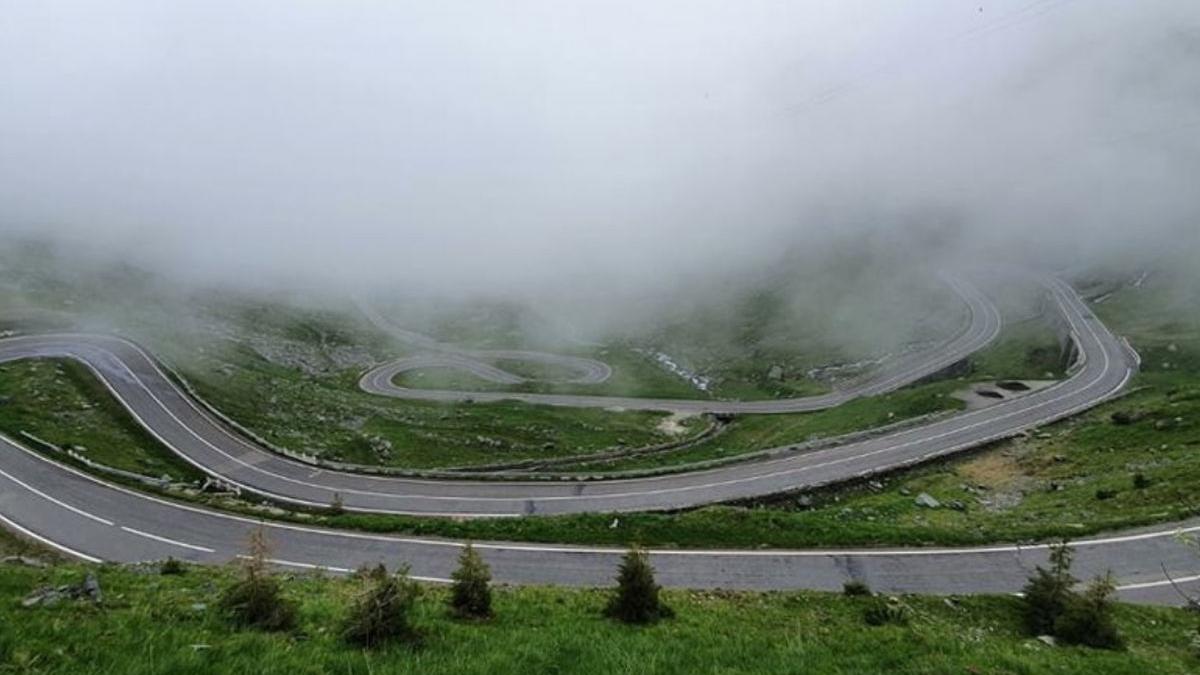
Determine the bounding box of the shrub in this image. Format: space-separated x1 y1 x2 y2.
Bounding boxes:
1095 489 1118 501
1132 473 1152 490
218 527 296 631
159 557 185 576
1022 541 1077 636
604 546 674 624
342 564 422 648
448 543 493 620
1054 574 1124 650
843 580 872 597
1110 411 1135 425
863 597 909 626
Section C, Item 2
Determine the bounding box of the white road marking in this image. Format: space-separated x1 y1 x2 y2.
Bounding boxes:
0 465 115 526
8 436 1199 560
1117 573 1200 591
120 525 215 553
0 513 103 563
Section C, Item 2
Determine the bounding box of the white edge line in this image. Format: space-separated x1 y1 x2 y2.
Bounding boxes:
1117 573 1200 592
0 464 115 526
6 433 1199 559
120 525 215 553
0 512 103 563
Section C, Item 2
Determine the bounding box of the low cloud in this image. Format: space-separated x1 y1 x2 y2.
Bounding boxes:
1 0 1197 310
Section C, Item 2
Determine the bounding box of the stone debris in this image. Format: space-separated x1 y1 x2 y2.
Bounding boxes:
21 573 103 608
2 556 49 568
914 492 941 509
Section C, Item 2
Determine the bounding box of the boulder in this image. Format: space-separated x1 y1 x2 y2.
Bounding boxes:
914 492 941 508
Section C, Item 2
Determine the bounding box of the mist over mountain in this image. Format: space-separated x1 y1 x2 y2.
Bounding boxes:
1 0 1197 315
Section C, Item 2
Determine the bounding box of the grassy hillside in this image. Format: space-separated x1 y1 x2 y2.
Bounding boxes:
0 557 1197 674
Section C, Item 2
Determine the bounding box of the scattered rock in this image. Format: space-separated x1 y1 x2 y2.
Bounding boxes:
2 556 48 568
767 365 784 381
82 573 102 603
948 500 967 512
22 588 65 608
914 493 941 508
1036 635 1057 647
21 573 102 608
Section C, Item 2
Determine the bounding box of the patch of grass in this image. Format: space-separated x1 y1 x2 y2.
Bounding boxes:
175 343 685 470
1 561 1197 674
560 380 966 473
0 359 202 483
970 317 1068 380
0 527 59 561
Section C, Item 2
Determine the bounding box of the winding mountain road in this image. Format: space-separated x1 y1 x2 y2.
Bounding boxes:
359 274 1001 413
356 298 614 386
2 272 1193 605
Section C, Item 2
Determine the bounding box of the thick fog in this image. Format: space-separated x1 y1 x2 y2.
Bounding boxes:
1 0 1198 308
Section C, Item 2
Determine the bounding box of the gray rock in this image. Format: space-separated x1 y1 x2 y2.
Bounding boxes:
1037 635 1057 647
22 587 67 608
82 573 102 603
2 556 48 568
21 574 102 607
767 365 784 381
914 492 941 508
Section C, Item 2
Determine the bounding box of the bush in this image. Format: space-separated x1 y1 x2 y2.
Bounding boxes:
863 597 909 626
218 528 296 631
843 580 872 597
1110 411 1136 425
604 547 674 624
159 557 185 576
1054 574 1124 650
342 564 422 648
448 543 493 620
1095 489 1118 501
1132 473 1152 490
1022 541 1077 636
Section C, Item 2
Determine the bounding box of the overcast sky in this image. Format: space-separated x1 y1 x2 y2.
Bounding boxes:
1 0 1197 300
